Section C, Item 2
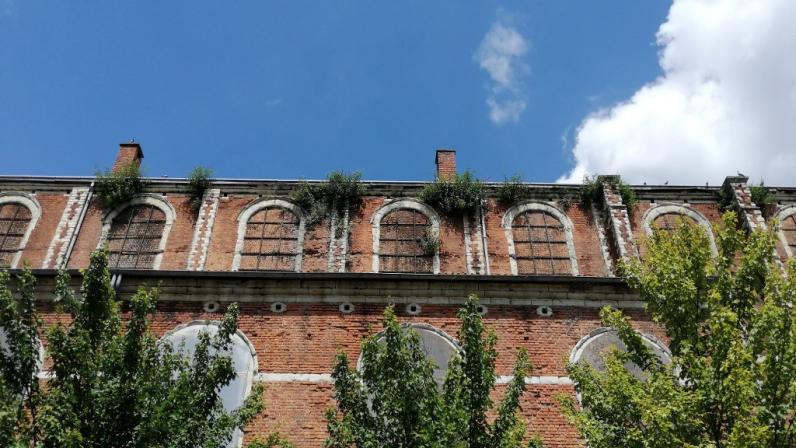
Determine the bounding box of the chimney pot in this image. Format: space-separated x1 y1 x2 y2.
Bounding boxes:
435 149 456 181
112 142 144 173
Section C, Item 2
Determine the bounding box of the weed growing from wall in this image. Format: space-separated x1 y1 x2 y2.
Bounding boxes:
291 171 365 228
419 171 484 217
95 162 144 210
188 166 213 215
496 175 530 206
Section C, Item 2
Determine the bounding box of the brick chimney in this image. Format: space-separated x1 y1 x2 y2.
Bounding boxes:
112 142 144 173
435 149 456 180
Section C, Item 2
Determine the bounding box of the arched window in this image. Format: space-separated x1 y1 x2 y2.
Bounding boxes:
233 199 304 272
503 202 578 276
0 194 41 269
642 204 717 254
776 206 796 258
570 327 671 380
100 196 175 270
162 323 257 448
359 323 460 387
371 200 441 274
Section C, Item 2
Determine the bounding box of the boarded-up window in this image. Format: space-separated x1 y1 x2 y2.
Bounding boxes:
512 210 571 275
107 205 166 269
781 213 796 256
239 207 299 271
0 203 33 268
379 209 433 273
651 212 698 234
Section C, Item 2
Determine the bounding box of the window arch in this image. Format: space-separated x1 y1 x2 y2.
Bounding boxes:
642 204 717 255
232 199 305 272
775 205 796 258
0 193 41 269
371 199 441 274
161 322 257 448
570 327 671 380
0 326 46 375
503 202 578 276
100 195 176 270
358 323 460 387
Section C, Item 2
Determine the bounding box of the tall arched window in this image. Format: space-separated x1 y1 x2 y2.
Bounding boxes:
371 200 441 274
776 206 796 258
0 194 41 269
570 327 671 380
642 204 717 254
359 323 460 387
503 202 578 276
100 196 176 270
233 199 305 272
162 323 257 448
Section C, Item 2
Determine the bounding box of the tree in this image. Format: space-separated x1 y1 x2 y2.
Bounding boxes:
324 295 543 448
561 213 796 447
0 249 290 448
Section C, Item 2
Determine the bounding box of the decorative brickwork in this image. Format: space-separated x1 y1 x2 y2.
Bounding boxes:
186 188 220 271
600 176 639 263
42 187 90 269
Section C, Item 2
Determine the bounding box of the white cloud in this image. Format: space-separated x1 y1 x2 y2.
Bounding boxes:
559 0 796 186
475 18 529 125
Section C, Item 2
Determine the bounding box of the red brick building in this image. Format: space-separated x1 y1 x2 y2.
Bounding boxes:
1 143 794 447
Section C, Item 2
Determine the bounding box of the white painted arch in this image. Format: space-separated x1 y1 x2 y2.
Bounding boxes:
161 321 258 448
502 201 578 276
232 198 305 272
775 205 796 258
0 192 42 269
99 194 177 270
357 322 461 386
370 199 442 274
641 203 717 255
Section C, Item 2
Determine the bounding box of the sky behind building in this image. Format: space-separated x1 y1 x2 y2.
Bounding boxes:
1 1 794 185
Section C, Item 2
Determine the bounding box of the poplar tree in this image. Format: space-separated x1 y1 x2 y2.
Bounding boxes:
0 249 289 448
325 296 543 448
562 213 796 447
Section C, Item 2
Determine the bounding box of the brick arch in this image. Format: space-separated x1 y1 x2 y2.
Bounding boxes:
99 194 176 270
569 327 672 382
502 201 578 276
370 199 441 274
0 192 41 269
232 198 305 272
641 203 717 255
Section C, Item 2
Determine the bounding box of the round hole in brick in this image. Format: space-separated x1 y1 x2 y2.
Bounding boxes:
536 305 553 317
406 303 421 316
476 304 488 316
339 302 354 314
203 301 220 313
271 302 287 313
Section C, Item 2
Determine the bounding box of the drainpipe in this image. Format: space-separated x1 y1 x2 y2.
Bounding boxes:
61 181 94 269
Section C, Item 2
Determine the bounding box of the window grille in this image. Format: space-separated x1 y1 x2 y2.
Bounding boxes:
0 203 32 268
379 209 433 273
651 212 698 234
239 207 299 271
107 205 166 269
511 210 572 275
781 213 796 255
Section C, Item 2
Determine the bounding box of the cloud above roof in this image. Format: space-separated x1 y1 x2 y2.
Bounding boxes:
559 0 796 186
475 16 529 125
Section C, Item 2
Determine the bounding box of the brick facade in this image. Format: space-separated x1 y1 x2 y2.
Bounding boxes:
3 143 795 447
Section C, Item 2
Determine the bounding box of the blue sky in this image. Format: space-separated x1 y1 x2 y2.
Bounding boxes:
4 0 755 183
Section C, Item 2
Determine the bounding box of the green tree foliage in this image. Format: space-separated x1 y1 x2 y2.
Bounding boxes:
325 296 543 448
420 172 485 217
95 162 144 210
562 213 796 448
0 249 291 448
